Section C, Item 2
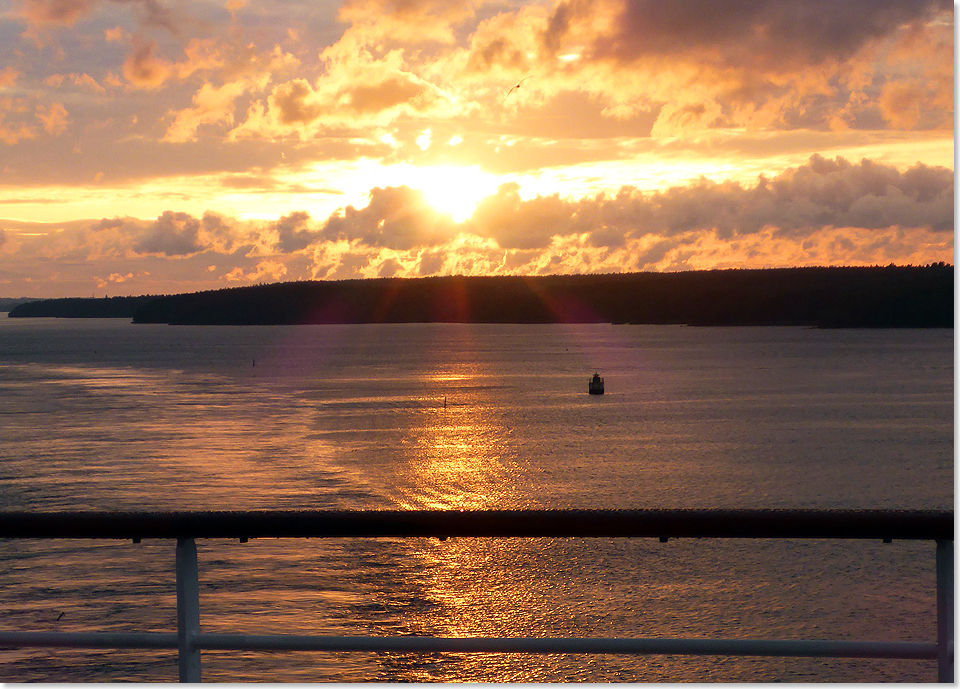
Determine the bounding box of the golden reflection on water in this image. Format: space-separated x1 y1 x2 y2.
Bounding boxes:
395 364 521 511
381 360 554 679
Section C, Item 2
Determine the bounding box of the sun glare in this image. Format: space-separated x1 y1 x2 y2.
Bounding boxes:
406 165 501 223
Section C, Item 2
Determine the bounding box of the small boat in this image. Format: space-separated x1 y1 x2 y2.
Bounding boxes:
588 372 604 395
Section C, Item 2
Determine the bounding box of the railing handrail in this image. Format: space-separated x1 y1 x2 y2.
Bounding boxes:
0 508 952 541
0 509 952 682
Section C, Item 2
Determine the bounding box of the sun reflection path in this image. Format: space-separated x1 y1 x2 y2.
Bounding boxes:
376 347 609 680
395 366 522 511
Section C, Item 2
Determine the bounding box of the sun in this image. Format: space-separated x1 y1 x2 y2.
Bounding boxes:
405 165 501 223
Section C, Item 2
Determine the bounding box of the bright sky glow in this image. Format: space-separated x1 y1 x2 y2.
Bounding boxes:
401 166 502 223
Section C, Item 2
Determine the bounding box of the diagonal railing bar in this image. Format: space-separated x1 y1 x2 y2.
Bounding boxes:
0 509 952 683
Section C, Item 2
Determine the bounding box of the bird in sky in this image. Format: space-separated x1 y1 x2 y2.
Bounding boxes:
503 75 533 105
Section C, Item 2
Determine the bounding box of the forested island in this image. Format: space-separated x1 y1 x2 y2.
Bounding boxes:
7 265 953 328
7 295 156 318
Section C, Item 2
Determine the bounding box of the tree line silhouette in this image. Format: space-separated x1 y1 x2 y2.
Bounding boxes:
8 265 953 328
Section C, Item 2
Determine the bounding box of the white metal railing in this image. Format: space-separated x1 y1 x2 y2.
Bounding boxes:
0 509 952 682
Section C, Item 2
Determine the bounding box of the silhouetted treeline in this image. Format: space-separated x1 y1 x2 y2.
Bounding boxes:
7 265 953 327
8 295 156 318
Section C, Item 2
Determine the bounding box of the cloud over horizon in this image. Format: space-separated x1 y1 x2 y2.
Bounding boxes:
1 155 952 297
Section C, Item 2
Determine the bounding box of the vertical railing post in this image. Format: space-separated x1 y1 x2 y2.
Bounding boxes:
176 538 202 683
936 539 953 683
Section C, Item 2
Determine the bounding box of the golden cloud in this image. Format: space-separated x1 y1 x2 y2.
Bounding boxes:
230 46 462 139
337 0 482 44
426 0 954 134
163 79 251 142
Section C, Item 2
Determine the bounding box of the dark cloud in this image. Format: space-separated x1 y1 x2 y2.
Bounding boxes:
134 210 204 256
199 211 242 253
471 182 580 250
20 0 178 30
321 185 455 250
377 256 403 277
466 35 529 73
343 74 432 115
273 210 319 253
339 0 475 23
114 0 177 33
558 0 951 70
324 250 372 280
90 216 136 232
270 79 323 125
122 37 171 89
526 0 954 132
18 0 97 27
87 211 245 258
466 155 953 251
417 249 445 275
756 155 954 234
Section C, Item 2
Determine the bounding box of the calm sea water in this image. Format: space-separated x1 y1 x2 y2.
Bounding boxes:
0 318 952 681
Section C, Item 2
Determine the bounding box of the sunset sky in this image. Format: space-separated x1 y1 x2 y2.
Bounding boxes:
0 0 953 298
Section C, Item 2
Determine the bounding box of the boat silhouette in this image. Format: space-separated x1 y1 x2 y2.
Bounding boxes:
589 372 604 395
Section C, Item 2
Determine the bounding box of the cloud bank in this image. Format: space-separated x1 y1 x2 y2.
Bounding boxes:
2 155 952 297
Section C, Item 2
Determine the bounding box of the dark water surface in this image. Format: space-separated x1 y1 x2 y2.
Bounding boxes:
0 319 952 681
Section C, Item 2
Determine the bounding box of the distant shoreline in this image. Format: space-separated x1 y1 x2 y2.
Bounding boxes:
6 265 953 328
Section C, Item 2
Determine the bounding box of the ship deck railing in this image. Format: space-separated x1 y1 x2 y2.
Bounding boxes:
0 508 952 682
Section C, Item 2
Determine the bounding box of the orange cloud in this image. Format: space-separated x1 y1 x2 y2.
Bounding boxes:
121 31 231 93
173 38 225 79
104 25 126 41
270 78 323 125
45 72 107 93
122 37 173 89
0 66 18 88
17 0 97 27
224 259 287 282
0 121 35 144
37 101 69 135
163 79 251 142
0 98 36 144
70 72 107 93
